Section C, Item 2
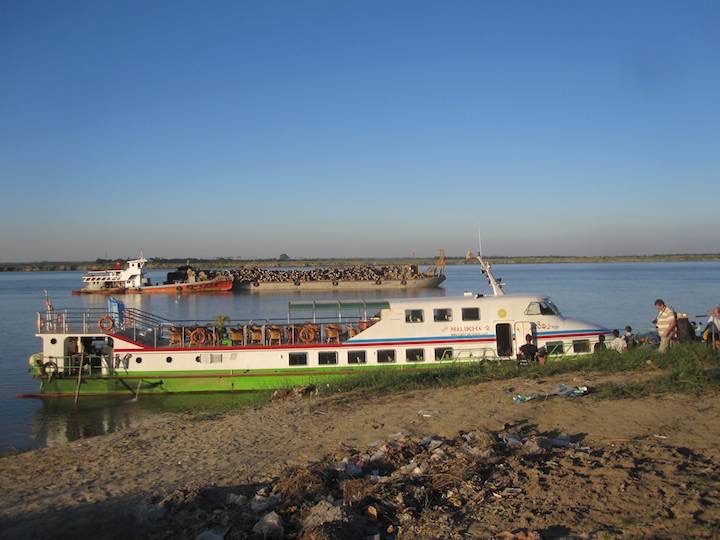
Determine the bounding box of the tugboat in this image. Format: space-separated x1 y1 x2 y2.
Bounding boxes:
72 257 233 295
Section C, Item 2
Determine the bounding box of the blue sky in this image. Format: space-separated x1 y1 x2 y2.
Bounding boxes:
1 0 718 261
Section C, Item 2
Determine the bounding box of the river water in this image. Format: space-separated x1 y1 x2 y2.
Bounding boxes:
0 262 718 454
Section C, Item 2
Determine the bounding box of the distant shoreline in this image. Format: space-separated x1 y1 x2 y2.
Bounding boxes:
1 253 718 272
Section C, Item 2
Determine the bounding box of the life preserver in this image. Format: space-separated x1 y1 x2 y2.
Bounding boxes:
299 325 316 343
41 361 58 377
98 316 114 332
190 328 207 345
375 279 382 285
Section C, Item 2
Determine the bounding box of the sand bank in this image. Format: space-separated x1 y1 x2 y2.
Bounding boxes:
1 370 719 538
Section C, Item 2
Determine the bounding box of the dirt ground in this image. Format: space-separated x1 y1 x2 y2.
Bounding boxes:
1 370 719 539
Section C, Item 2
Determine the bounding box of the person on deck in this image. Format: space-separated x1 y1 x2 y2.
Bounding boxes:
654 299 677 353
609 329 627 352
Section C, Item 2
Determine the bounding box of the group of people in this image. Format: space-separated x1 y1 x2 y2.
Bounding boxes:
593 326 638 353
517 298 720 365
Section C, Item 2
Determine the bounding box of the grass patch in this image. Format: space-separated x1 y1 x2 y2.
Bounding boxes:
318 344 720 399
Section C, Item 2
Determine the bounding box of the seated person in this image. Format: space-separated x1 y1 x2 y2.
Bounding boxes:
609 329 627 352
594 334 607 352
536 347 548 365
518 334 538 362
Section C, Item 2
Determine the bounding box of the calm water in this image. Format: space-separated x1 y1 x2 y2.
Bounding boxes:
0 262 718 454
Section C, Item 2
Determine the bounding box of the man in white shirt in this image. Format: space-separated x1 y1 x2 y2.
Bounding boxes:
654 299 676 353
609 329 627 352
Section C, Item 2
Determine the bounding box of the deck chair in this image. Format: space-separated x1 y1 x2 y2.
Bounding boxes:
249 325 263 345
267 325 282 345
325 323 342 344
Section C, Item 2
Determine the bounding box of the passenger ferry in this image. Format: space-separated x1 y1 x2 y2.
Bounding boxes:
29 255 609 396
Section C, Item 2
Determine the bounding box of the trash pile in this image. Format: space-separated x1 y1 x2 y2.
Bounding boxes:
140 421 591 539
512 384 589 403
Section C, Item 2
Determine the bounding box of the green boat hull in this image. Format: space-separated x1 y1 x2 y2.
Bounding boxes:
35 364 438 396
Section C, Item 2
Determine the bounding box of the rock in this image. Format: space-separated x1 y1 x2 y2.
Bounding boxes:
134 501 166 524
428 439 444 451
226 493 247 506
523 436 553 455
251 494 278 513
303 500 347 528
252 511 284 538
195 526 229 540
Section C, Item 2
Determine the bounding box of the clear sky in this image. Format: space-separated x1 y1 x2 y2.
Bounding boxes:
1 0 718 262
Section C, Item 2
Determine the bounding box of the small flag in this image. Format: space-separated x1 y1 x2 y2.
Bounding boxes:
43 290 53 311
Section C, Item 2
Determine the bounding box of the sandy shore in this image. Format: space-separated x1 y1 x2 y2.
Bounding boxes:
1 370 719 538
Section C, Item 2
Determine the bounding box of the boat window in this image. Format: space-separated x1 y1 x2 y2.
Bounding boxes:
135 357 142 364
405 309 424 323
289 352 307 366
433 308 452 322
166 356 172 363
546 301 562 317
348 351 366 364
461 308 480 321
434 347 453 361
405 348 425 362
546 341 564 355
377 349 396 363
525 302 558 316
318 351 338 365
572 340 590 353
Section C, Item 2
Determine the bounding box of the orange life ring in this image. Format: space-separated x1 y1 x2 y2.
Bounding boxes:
299 325 316 343
98 316 114 332
190 328 207 345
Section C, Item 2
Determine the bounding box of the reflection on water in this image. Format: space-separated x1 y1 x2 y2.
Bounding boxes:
29 392 270 449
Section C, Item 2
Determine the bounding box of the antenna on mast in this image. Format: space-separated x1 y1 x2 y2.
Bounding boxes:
472 232 504 296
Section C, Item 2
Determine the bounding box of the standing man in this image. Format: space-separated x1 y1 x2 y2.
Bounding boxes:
654 299 677 353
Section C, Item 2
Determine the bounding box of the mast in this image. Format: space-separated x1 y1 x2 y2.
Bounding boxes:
472 252 504 296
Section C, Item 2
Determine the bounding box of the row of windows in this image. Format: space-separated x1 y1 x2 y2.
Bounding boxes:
405 307 480 323
131 341 589 366
289 347 454 366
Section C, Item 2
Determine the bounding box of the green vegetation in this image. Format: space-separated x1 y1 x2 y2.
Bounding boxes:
318 344 720 400
1 253 719 272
